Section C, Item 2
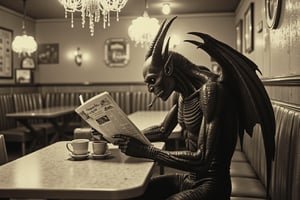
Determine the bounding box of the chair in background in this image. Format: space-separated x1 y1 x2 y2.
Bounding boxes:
0 94 41 155
73 128 92 140
13 93 56 145
0 134 8 165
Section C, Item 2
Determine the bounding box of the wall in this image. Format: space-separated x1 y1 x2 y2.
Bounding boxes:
235 0 300 105
0 6 35 85
34 14 235 84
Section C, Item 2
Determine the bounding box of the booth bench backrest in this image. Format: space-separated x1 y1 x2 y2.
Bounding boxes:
242 101 300 200
44 91 176 114
0 94 17 130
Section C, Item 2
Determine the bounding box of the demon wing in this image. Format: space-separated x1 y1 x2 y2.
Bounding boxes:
185 32 275 193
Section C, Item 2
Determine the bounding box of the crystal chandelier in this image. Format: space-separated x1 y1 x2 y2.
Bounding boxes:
58 0 128 36
128 0 160 48
12 0 37 56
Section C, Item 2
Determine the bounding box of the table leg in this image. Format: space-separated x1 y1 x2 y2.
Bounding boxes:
48 113 74 143
16 119 41 154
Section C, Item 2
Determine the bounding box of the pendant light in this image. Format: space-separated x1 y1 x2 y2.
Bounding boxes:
12 0 37 56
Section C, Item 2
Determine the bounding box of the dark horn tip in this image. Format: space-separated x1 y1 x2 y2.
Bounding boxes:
184 40 204 48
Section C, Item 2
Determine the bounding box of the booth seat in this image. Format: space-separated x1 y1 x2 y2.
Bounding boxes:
0 94 44 155
230 101 300 200
1 91 299 200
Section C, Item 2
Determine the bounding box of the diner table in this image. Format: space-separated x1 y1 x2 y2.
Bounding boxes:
0 141 164 199
128 110 182 145
6 106 76 144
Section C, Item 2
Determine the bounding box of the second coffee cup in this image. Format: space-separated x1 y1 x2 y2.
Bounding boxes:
66 139 89 155
92 141 107 155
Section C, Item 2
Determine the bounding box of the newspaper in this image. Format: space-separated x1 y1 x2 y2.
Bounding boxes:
75 91 152 145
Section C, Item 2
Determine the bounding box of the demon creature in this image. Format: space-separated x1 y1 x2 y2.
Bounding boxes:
114 16 275 200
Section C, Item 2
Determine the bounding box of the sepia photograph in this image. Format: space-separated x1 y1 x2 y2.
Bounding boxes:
0 1 298 200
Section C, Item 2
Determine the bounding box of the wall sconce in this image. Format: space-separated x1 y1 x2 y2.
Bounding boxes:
162 3 171 15
74 47 82 66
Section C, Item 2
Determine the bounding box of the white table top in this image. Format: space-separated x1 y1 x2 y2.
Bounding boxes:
6 106 75 119
0 141 164 199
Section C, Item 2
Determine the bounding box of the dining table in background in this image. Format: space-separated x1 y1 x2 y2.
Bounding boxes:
6 106 76 144
128 110 182 147
0 141 164 199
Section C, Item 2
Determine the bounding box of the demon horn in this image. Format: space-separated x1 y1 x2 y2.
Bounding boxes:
145 19 167 60
151 16 177 65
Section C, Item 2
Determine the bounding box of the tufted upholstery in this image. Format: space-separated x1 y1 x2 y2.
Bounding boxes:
230 101 300 200
0 134 8 165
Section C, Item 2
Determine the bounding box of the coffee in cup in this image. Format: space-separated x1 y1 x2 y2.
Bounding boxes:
92 141 107 155
66 139 89 155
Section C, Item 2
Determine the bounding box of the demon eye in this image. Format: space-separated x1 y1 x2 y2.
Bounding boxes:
149 78 156 84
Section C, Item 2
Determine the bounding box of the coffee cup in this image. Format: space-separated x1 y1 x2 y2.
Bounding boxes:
66 139 89 155
92 141 108 155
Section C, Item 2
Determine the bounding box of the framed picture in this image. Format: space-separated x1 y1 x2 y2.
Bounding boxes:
37 43 59 64
235 20 243 53
104 38 130 67
0 27 13 78
265 0 282 29
21 56 36 69
244 3 254 53
15 69 33 84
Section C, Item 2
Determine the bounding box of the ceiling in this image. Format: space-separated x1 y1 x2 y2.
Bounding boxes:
0 0 240 20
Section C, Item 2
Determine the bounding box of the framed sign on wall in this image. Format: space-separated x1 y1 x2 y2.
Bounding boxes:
104 38 130 67
0 27 13 78
15 69 33 84
244 3 254 53
37 43 59 64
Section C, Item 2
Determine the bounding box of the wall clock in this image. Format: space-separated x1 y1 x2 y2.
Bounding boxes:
265 0 282 29
21 56 36 69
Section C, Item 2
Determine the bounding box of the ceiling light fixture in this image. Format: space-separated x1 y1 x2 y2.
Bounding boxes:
12 0 37 56
128 0 160 48
58 0 128 36
162 3 171 15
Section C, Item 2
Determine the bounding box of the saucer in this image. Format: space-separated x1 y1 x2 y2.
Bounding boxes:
69 152 90 160
91 151 112 159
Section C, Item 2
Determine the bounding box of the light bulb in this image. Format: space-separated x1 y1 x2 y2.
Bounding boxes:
162 3 170 15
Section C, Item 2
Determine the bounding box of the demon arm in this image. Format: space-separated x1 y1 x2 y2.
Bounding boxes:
114 119 216 173
142 104 179 142
115 84 223 173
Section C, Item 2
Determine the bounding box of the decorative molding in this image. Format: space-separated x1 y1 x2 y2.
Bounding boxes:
262 75 300 86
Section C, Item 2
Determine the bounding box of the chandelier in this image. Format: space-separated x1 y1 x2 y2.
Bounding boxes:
58 0 128 36
128 0 160 48
12 0 37 56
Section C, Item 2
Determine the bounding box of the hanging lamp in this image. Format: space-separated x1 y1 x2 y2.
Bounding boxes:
12 0 37 56
58 0 128 36
128 0 160 48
